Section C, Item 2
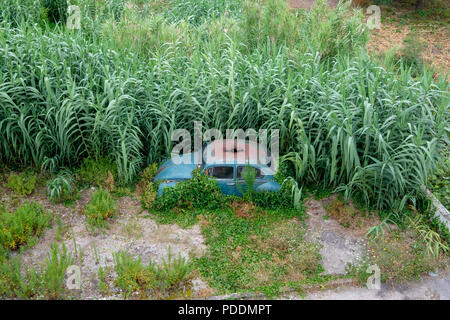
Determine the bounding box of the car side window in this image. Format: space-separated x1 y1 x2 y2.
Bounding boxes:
237 166 263 179
205 166 234 179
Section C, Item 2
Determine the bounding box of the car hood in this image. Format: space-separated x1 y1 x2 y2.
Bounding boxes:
154 152 200 182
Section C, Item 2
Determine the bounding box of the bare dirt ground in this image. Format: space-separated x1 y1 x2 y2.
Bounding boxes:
288 0 450 78
300 269 450 300
304 195 379 275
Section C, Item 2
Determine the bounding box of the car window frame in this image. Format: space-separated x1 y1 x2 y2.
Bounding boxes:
236 165 264 181
203 164 235 180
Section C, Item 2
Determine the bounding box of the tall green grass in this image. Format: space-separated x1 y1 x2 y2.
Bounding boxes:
0 0 448 210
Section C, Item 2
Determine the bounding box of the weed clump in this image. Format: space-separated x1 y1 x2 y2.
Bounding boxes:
0 243 75 299
75 158 118 190
0 202 52 250
137 163 159 209
7 171 37 196
366 230 447 283
47 171 78 204
84 188 117 230
112 249 194 299
154 169 223 211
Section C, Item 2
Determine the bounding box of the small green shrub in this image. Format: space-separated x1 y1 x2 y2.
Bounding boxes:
141 182 157 209
141 163 159 182
76 158 118 189
237 164 257 201
0 255 24 298
40 0 68 24
36 242 75 299
156 248 195 288
47 171 77 204
84 188 117 229
113 251 157 299
407 215 449 257
113 249 194 299
398 32 426 77
0 243 74 299
0 202 52 250
7 172 37 196
154 169 223 211
251 177 300 210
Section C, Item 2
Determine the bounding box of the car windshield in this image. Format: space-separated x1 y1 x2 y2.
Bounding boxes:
205 166 234 179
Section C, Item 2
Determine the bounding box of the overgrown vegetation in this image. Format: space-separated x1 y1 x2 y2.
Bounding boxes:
0 243 75 299
75 158 118 190
112 249 194 299
6 172 37 196
428 153 449 210
0 202 52 250
0 0 446 211
0 0 448 300
193 208 326 296
153 169 224 211
84 188 117 230
47 171 78 204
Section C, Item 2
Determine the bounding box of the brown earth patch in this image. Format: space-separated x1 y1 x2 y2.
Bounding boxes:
230 200 258 220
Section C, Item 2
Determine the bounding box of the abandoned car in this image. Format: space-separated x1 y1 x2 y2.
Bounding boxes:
154 139 280 196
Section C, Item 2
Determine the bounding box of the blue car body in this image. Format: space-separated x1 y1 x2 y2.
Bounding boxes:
154 148 280 197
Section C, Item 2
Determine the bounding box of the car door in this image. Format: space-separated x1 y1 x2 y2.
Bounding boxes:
204 165 236 195
235 165 265 197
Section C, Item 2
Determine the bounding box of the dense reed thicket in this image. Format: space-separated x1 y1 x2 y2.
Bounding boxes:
0 0 448 210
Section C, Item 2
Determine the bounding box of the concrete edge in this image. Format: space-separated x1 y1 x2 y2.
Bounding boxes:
199 278 359 300
421 185 450 230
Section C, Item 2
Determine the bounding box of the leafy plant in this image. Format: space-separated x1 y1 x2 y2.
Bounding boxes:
113 251 156 299
76 158 118 189
141 163 159 182
113 248 195 299
141 182 157 209
154 169 223 211
0 202 52 250
156 247 194 288
366 214 397 239
407 215 449 257
237 164 257 201
0 242 75 299
34 242 75 299
47 171 77 204
7 172 37 196
428 154 449 210
84 188 117 230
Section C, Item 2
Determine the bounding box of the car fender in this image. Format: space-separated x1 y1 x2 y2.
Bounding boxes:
157 181 178 197
256 181 281 192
